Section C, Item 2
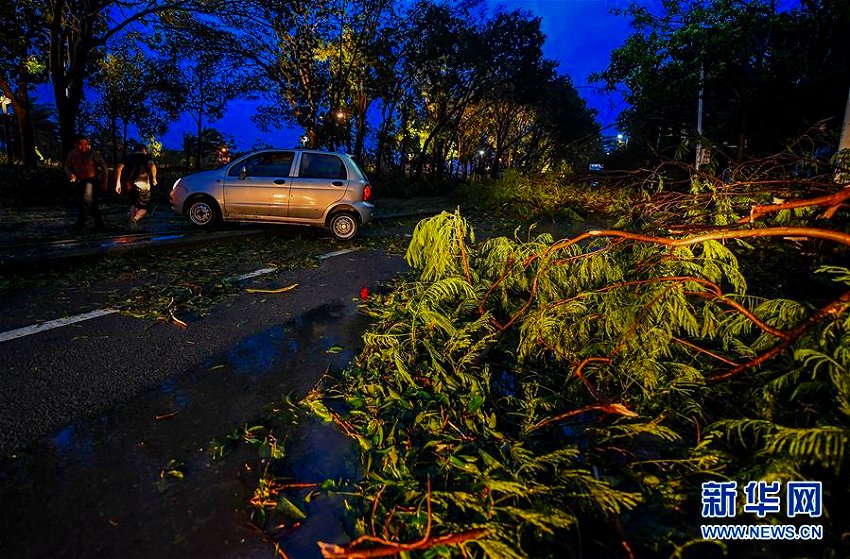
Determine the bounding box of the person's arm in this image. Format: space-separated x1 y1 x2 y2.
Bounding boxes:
149 161 158 186
115 163 124 194
64 152 76 182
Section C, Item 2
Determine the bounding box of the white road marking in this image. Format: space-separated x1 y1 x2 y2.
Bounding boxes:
317 248 359 260
0 309 119 344
1 250 361 344
230 267 278 282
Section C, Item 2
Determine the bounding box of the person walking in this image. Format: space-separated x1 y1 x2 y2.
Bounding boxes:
64 135 108 233
115 142 158 228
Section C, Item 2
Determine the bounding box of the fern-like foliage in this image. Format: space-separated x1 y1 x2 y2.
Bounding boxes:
289 211 850 557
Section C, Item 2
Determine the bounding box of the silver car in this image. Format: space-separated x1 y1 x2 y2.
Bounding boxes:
170 149 374 240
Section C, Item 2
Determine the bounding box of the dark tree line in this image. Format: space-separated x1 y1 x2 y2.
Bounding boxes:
593 0 850 166
0 0 599 182
4 1 848 180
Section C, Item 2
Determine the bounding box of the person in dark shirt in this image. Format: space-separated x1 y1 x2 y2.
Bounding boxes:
64 135 108 233
115 142 158 228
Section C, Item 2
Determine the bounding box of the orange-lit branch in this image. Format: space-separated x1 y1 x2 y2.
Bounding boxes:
318 529 490 559
740 187 850 223
671 337 740 367
529 402 639 433
319 479 489 559
549 227 850 253
708 288 850 382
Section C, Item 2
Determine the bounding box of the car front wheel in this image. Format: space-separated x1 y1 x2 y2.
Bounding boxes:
185 197 219 228
328 212 359 240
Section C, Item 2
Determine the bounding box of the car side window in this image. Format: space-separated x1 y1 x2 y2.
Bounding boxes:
298 153 347 180
229 152 294 177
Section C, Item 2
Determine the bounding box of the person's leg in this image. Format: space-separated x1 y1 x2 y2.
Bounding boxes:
133 184 151 223
75 181 94 231
89 180 105 230
128 184 140 227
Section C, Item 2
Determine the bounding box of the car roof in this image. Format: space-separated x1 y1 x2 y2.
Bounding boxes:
245 148 351 156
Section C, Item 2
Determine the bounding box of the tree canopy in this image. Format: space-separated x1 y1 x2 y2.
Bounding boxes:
0 0 599 180
594 0 850 164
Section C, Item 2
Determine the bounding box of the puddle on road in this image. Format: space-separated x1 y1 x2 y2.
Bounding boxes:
0 299 369 559
265 419 361 559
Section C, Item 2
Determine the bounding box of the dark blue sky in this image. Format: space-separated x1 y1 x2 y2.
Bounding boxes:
160 0 636 150
488 0 632 127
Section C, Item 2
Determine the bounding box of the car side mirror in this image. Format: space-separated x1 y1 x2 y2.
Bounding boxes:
240 167 247 180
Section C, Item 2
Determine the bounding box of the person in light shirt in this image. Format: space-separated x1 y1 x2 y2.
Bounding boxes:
115 142 158 228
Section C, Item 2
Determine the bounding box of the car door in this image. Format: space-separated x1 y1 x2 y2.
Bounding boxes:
222 151 294 219
288 152 349 220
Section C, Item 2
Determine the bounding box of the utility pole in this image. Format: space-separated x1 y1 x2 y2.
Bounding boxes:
836 87 850 184
695 64 705 170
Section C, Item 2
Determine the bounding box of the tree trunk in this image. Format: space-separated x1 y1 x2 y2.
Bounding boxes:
196 114 203 170
416 124 442 181
122 121 128 159
354 97 370 162
110 113 118 168
0 75 37 167
375 97 399 178
50 0 94 158
183 132 190 169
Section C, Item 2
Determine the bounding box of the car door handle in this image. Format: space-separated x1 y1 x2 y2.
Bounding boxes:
332 180 344 186
274 179 287 185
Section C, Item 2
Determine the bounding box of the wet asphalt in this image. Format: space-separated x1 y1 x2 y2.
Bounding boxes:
0 193 433 558
0 247 407 558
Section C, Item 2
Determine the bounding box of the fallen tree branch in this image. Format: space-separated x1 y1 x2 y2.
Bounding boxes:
318 479 489 559
528 402 639 433
740 187 850 223
318 529 490 559
672 336 740 367
708 288 850 382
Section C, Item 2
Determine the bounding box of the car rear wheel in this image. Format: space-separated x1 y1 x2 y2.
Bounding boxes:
329 212 359 240
185 197 219 228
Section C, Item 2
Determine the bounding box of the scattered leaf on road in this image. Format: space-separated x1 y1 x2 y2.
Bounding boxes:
169 311 188 328
246 283 299 294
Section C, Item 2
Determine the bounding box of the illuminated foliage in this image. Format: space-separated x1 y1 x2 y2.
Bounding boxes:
268 189 850 556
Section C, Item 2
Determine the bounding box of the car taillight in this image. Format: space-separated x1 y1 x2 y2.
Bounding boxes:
362 183 372 202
